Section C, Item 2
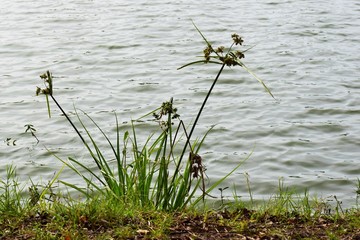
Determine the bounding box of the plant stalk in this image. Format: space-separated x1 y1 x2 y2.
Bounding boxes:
170 62 226 189
49 95 87 146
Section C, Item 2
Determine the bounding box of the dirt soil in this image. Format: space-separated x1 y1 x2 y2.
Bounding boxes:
166 209 360 240
2 208 360 239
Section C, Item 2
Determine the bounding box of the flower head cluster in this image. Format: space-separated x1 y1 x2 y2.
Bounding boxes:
153 99 180 129
201 33 245 66
231 33 243 45
203 45 213 62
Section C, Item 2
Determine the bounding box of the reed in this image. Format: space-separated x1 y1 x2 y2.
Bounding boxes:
356 178 360 206
35 24 273 211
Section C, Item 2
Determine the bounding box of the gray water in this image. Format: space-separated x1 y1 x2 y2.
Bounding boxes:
1 0 359 207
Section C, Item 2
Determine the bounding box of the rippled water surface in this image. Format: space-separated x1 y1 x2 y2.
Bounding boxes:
1 0 359 207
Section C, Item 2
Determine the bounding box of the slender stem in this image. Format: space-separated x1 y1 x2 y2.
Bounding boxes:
170 62 226 190
188 62 226 141
49 95 86 145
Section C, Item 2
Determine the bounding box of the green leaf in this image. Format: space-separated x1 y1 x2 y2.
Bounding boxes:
235 59 275 99
45 94 51 118
192 20 213 50
177 60 222 70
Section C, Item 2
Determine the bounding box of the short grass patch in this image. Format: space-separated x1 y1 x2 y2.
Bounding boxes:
1 168 359 239
1 193 359 239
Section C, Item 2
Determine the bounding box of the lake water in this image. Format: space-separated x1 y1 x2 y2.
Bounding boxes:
1 0 359 208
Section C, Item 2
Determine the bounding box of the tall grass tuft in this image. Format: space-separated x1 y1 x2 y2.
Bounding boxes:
36 24 273 211
0 164 65 218
0 165 24 216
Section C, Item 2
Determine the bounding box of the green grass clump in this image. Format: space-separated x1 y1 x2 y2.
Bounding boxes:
0 165 26 217
34 23 273 211
1 169 359 239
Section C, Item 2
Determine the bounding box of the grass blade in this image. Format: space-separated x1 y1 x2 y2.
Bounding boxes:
235 59 275 99
177 60 222 70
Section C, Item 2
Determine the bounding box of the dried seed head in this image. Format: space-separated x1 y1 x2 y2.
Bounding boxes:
203 46 213 59
216 46 225 53
235 50 245 59
41 88 50 95
231 33 244 45
39 73 48 79
36 87 41 96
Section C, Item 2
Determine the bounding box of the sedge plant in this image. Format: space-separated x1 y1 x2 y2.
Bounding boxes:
35 23 273 211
